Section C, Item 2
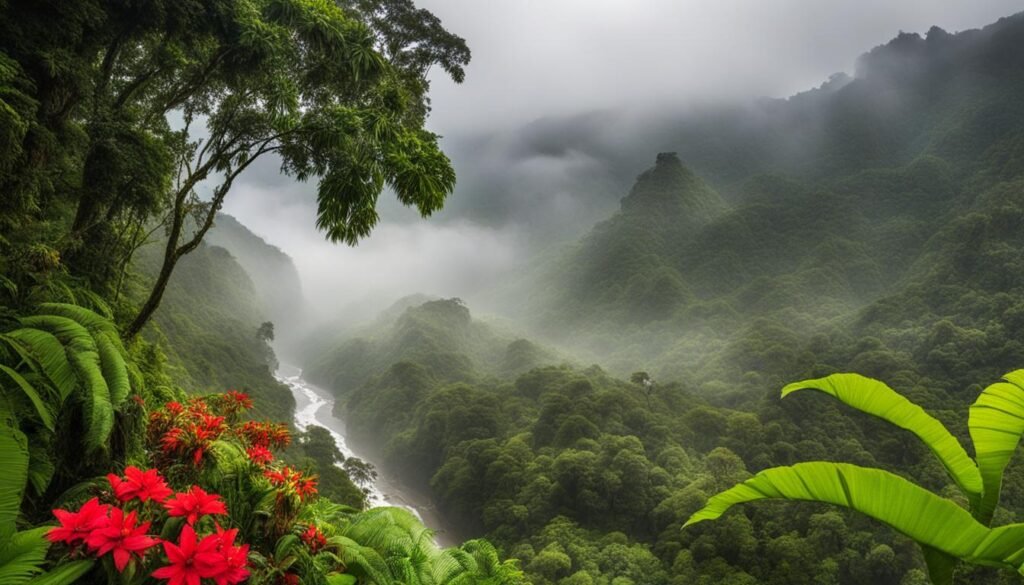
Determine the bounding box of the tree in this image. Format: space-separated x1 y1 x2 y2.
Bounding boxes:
0 0 470 336
630 371 656 408
298 425 343 467
119 0 470 337
257 322 275 343
343 457 378 488
684 372 1024 585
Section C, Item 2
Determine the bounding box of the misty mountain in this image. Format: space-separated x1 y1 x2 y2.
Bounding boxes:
487 13 1024 397
303 297 564 399
439 12 1024 248
205 213 306 350
135 239 295 420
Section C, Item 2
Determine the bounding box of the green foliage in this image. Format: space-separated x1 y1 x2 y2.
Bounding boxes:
306 298 562 399
687 372 1024 584
0 527 51 584
9 304 134 453
130 240 296 421
970 371 1024 524
781 374 983 509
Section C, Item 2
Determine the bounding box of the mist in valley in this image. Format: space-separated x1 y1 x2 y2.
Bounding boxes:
217 1 1023 376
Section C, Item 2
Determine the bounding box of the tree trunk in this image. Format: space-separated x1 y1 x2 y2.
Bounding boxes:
123 231 180 339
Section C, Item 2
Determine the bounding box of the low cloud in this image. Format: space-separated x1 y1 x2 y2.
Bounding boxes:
220 1 1024 326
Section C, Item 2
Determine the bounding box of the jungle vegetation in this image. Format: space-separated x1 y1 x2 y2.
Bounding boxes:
0 0 530 583
303 12 1024 585
4 2 1024 585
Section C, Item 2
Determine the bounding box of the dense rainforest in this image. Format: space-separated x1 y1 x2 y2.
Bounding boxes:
302 12 1024 585
0 0 527 584
4 2 1024 585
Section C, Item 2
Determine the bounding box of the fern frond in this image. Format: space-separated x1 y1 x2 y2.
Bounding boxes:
96 335 129 408
0 398 30 539
2 330 76 401
0 365 54 430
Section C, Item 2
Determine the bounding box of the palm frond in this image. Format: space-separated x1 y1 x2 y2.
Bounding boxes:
782 374 982 506
684 462 1024 580
969 370 1024 524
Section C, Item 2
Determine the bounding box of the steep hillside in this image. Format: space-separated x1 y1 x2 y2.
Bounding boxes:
206 213 306 349
131 239 295 420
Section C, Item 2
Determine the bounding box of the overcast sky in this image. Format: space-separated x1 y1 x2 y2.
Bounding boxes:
222 1 1024 318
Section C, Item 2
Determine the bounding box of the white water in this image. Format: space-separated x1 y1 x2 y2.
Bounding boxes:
275 364 458 546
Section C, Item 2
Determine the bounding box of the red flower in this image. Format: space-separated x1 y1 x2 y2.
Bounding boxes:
208 524 250 585
281 574 300 585
224 390 253 412
48 497 110 545
107 467 173 503
160 427 184 454
164 486 227 525
300 525 327 553
165 401 184 415
246 445 273 467
264 466 318 502
238 421 291 449
296 477 318 501
85 507 158 572
200 413 226 435
152 524 222 585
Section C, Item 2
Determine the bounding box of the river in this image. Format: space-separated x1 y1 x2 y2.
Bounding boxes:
275 364 459 547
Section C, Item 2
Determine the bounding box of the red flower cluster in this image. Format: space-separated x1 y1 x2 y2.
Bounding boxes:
264 466 318 501
107 466 173 503
300 525 327 553
164 486 227 525
219 390 254 415
237 421 291 450
148 398 227 467
152 524 249 585
246 445 274 467
48 498 158 572
49 465 249 582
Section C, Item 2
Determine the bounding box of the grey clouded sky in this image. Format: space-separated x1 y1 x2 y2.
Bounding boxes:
222 1 1024 317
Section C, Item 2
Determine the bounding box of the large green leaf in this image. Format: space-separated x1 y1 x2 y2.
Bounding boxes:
683 463 1024 576
968 370 1024 524
19 315 93 351
24 560 95 585
782 374 983 506
0 365 54 430
0 398 30 539
22 315 114 452
0 527 50 584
